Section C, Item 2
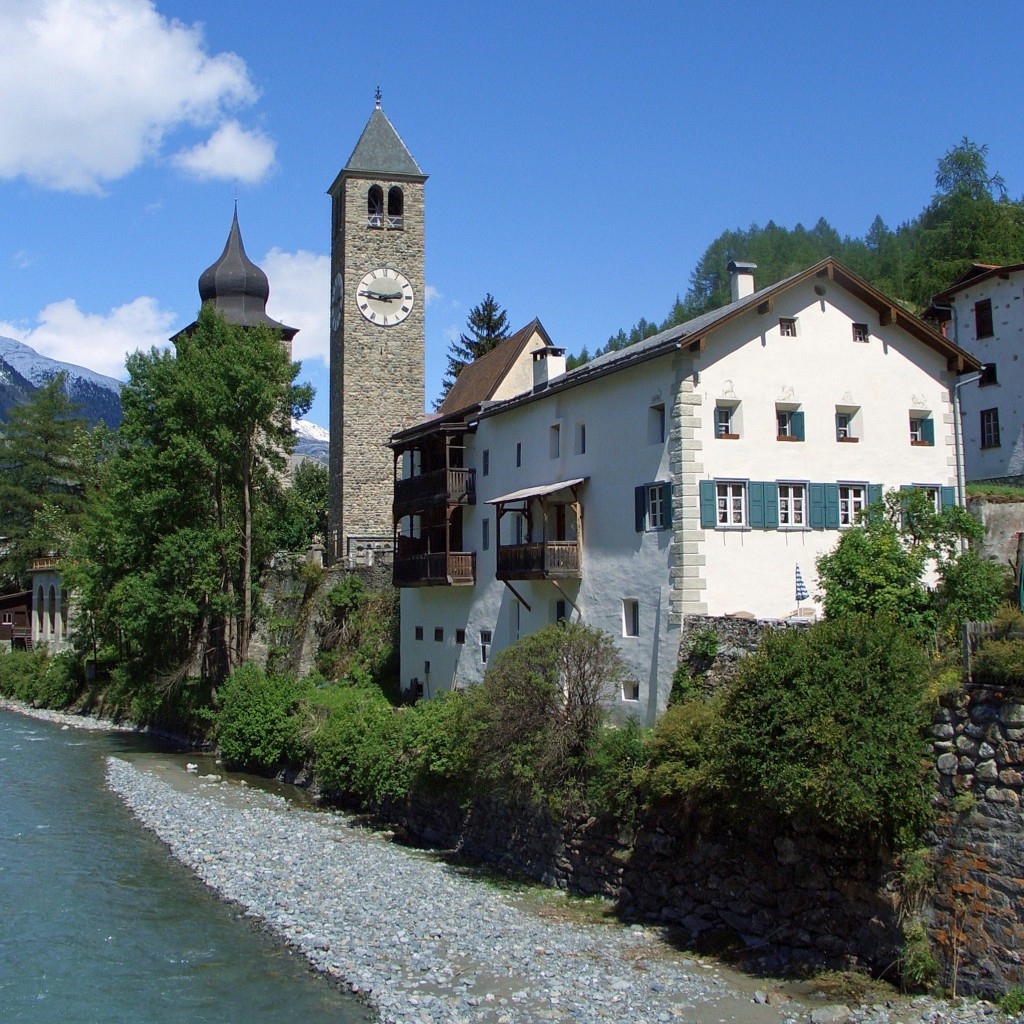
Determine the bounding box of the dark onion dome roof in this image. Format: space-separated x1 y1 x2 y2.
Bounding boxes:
189 207 297 340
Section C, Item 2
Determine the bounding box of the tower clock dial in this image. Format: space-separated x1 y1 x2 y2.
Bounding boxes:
356 268 414 327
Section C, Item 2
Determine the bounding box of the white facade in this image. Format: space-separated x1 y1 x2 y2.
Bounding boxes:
934 265 1024 482
395 260 977 716
29 562 74 654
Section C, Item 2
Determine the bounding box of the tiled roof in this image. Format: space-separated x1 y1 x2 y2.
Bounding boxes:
437 318 551 415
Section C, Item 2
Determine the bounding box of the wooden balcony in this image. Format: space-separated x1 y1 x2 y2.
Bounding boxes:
496 541 581 580
394 467 476 515
393 551 476 587
31 558 60 570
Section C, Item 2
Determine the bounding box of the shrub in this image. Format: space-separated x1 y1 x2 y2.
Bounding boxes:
215 664 308 772
643 696 726 806
403 689 477 797
470 622 626 806
934 550 1011 630
0 650 48 700
1000 986 1024 1016
716 614 932 846
899 923 939 991
668 662 698 704
974 637 1024 683
687 626 719 661
37 652 81 709
585 718 649 826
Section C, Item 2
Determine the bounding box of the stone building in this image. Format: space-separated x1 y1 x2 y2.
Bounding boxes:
327 97 427 566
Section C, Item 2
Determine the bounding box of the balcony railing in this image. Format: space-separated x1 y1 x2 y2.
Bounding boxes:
496 541 581 580
393 551 476 587
31 558 60 570
394 467 475 513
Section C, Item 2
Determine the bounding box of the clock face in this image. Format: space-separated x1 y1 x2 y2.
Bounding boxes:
330 272 343 331
355 268 414 327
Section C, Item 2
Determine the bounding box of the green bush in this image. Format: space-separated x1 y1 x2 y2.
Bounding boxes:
687 626 719 661
311 684 402 802
974 637 1024 683
0 650 48 701
899 923 939 991
37 653 81 708
643 696 725 806
718 614 932 845
402 689 477 797
999 986 1024 1015
585 718 649 826
215 664 308 772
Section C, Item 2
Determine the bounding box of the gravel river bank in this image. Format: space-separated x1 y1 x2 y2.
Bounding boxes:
5 699 1022 1024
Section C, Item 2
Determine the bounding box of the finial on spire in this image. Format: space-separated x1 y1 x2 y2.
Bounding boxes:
375 86 382 108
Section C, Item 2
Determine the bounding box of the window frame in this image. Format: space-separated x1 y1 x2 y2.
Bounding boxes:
621 679 640 702
979 363 998 387
648 403 666 444
635 481 672 532
777 482 808 530
622 599 639 638
975 298 994 339
776 406 804 442
909 415 934 446
455 628 466 645
838 483 867 528
835 409 859 442
714 403 739 439
779 317 797 337
851 322 869 343
980 407 1000 449
414 626 424 641
434 627 444 643
482 449 490 476
479 629 492 664
716 480 747 529
549 423 560 459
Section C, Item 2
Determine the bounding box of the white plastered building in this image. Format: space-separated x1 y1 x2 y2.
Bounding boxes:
931 263 1024 482
392 259 979 718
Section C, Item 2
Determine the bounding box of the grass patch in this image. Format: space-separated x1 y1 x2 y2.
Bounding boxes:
966 482 1024 501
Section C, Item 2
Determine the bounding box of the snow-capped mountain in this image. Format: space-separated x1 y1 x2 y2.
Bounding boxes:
291 417 329 465
0 336 123 428
0 337 332 461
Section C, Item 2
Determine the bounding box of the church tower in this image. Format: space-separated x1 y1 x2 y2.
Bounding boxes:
327 95 426 565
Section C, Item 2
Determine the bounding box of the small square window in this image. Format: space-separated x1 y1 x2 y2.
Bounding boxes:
480 629 492 664
414 626 423 641
980 363 998 387
715 404 738 439
1 612 11 625
622 680 640 702
482 449 490 476
553 599 567 623
909 415 933 446
434 627 444 642
779 318 797 337
455 628 466 645
835 409 859 442
550 424 560 459
622 599 639 638
851 323 869 343
981 408 1000 449
975 298 994 339
776 407 803 441
515 442 522 468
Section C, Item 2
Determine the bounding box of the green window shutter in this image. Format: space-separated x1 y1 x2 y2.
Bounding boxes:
898 484 912 529
922 418 935 445
809 483 826 528
824 484 841 529
941 485 956 509
791 410 805 441
868 483 883 506
663 482 674 526
749 481 765 527
763 482 779 528
699 480 717 528
635 485 646 532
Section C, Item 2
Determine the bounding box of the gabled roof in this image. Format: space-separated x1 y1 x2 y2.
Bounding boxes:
479 257 979 421
437 318 554 416
330 104 425 191
932 262 1024 302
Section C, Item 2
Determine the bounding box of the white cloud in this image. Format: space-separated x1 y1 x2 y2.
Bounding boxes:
0 296 176 378
0 0 270 192
424 284 442 305
443 325 460 343
259 248 329 366
173 119 275 183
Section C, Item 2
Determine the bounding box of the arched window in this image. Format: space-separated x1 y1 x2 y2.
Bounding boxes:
36 586 45 638
367 186 383 228
387 187 404 230
48 585 57 637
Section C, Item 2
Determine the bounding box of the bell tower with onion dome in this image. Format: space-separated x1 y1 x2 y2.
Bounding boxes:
327 93 427 566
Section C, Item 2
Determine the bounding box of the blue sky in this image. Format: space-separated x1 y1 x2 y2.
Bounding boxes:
2 0 1022 428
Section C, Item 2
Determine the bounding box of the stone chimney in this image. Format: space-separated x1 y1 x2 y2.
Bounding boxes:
532 346 566 393
727 260 758 302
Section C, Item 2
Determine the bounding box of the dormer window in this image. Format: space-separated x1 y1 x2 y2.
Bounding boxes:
367 185 383 228
387 186 404 230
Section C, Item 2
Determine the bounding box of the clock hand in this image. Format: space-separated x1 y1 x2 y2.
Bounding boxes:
358 289 403 301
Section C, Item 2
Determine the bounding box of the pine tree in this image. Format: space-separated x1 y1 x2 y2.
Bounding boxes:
436 294 510 407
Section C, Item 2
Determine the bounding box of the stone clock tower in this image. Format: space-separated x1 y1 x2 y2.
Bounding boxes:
327 96 426 564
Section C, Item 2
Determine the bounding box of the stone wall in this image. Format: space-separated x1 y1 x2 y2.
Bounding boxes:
966 497 1024 569
929 683 1024 994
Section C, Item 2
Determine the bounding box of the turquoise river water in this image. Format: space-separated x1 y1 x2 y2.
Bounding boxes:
0 709 370 1023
